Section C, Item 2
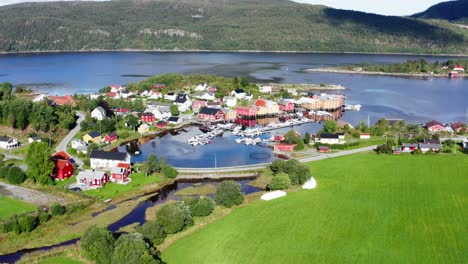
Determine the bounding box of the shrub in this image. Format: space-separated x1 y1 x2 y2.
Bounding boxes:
50 203 66 216
187 197 215 217
112 233 162 264
81 226 115 264
120 131 129 138
137 220 166 245
269 160 285 174
6 166 27 184
17 215 38 233
162 166 178 178
38 211 51 224
156 201 193 234
269 173 291 190
0 166 9 178
215 180 244 208
376 144 392 154
413 149 423 155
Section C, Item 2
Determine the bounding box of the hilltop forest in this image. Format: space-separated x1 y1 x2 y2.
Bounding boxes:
0 0 467 54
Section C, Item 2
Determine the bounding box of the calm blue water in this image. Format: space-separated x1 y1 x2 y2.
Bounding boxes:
1 52 467 167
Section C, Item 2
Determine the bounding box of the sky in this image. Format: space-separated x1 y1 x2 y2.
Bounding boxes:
0 0 451 16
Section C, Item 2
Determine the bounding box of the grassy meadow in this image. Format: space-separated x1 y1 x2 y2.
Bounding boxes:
0 196 36 220
163 153 468 264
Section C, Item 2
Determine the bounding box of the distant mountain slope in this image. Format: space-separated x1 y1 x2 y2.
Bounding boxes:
412 0 468 22
0 0 466 54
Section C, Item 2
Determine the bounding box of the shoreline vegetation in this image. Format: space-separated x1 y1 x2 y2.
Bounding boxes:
306 58 468 78
1 49 468 57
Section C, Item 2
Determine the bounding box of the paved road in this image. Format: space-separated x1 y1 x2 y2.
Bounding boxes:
175 145 378 173
56 111 85 167
0 182 67 205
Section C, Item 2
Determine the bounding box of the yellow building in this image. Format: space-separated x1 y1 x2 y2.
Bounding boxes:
83 131 102 143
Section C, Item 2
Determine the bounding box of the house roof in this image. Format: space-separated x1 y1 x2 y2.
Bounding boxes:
53 151 70 160
451 122 464 130
107 131 118 138
423 139 441 145
278 99 293 105
168 117 179 122
199 107 221 116
90 150 128 161
426 120 443 128
88 131 101 138
0 136 14 142
93 106 106 116
77 170 107 182
320 133 339 139
142 112 154 117
175 94 189 103
402 143 418 147
49 95 76 106
233 89 245 94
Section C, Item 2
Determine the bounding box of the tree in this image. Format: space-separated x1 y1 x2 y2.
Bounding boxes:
323 120 338 134
215 180 244 208
26 142 55 185
269 172 291 190
170 105 179 116
6 166 26 184
50 203 66 216
304 132 311 145
17 215 38 233
270 160 285 174
112 233 161 264
187 197 215 217
137 221 166 245
125 114 139 130
142 154 160 176
162 166 178 178
156 201 193 234
81 226 115 264
7 112 15 128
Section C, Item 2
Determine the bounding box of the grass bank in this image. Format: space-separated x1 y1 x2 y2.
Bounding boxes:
163 153 468 264
0 196 36 220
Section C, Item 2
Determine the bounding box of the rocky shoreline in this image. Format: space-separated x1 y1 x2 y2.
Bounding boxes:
305 68 468 78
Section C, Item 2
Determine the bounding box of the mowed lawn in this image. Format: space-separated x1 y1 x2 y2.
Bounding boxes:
163 153 468 264
0 196 36 220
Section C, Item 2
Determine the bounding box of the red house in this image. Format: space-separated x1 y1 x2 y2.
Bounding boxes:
236 106 257 117
156 121 168 128
105 131 118 144
51 151 74 181
141 112 155 123
208 86 218 92
111 163 131 184
425 120 445 133
274 144 296 152
198 108 225 121
451 122 467 133
77 170 109 189
278 99 294 112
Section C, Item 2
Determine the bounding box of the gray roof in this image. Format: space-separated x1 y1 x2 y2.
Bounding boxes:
419 143 442 149
402 143 418 147
0 136 14 142
88 131 101 138
77 170 107 182
90 150 128 161
94 106 106 115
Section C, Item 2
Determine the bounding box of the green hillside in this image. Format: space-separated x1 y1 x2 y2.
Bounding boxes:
0 0 467 54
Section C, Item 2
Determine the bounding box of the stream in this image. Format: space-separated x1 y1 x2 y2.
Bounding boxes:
0 178 262 263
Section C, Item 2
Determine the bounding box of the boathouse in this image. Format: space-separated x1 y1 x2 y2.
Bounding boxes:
198 108 225 121
278 99 294 112
274 144 296 152
255 99 279 116
236 106 257 118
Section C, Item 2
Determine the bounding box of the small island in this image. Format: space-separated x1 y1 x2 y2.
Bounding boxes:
306 59 468 78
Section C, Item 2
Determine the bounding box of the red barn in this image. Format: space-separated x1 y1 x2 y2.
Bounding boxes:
105 131 118 144
51 151 74 181
278 99 294 112
425 120 444 133
274 144 296 152
111 163 131 184
236 106 257 117
141 112 155 123
198 108 225 121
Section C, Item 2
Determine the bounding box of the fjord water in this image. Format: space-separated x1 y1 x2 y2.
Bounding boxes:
1 52 467 125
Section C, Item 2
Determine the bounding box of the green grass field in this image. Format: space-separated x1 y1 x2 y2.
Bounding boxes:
37 255 83 264
0 196 36 220
85 172 163 200
163 153 468 264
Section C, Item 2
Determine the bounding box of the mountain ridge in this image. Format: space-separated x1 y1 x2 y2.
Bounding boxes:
0 0 466 54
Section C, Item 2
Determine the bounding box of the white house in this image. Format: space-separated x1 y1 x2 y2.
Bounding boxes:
259 85 272 94
28 136 42 143
230 89 246 99
165 93 177 101
196 92 216 101
360 133 371 139
195 83 208 91
32 94 48 103
315 134 344 145
223 96 237 107
110 85 123 93
0 136 19 149
71 139 87 149
91 106 106 120
174 94 192 112
144 106 171 120
287 88 298 96
90 150 131 170
76 170 109 190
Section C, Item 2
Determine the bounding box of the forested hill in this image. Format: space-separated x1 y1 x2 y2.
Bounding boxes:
411 0 468 23
0 0 467 54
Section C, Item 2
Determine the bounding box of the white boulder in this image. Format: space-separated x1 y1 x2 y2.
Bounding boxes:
261 190 286 201
302 177 317 189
